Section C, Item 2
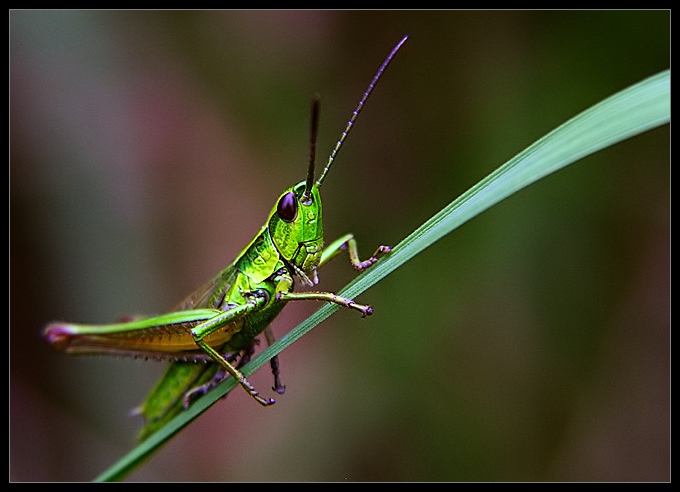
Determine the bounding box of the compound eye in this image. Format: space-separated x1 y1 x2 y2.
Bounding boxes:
277 191 297 222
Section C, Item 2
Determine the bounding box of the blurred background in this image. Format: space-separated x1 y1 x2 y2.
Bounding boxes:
10 11 669 481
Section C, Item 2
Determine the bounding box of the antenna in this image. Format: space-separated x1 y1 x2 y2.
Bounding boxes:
315 35 408 188
303 95 320 202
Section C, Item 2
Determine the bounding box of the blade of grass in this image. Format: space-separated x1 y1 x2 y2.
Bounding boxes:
95 69 669 481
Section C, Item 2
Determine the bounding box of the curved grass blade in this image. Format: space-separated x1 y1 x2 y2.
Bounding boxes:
95 69 669 481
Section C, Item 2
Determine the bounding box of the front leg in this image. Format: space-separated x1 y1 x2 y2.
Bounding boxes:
319 233 391 271
277 290 373 317
278 234 389 316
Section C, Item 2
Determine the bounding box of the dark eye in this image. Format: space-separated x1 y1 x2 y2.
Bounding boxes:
277 191 297 222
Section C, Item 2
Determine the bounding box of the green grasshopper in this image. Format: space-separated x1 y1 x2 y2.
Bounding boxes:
43 35 408 440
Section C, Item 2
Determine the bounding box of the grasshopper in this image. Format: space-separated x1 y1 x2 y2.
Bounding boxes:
43 35 407 440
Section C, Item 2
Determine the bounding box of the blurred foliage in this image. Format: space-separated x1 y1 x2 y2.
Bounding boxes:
11 10 668 481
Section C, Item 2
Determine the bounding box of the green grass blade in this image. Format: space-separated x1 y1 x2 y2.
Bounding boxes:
94 69 669 482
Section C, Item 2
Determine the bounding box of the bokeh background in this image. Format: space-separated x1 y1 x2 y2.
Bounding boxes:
11 10 669 481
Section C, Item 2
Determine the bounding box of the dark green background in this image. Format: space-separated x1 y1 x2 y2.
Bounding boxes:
11 10 669 481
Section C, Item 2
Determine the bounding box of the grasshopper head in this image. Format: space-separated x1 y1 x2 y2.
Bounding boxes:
266 35 407 286
267 95 324 286
268 180 323 285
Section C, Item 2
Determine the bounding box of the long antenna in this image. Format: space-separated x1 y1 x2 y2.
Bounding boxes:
315 35 408 188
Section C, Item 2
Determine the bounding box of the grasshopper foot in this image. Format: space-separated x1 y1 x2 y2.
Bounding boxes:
354 245 391 272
